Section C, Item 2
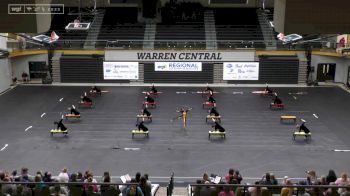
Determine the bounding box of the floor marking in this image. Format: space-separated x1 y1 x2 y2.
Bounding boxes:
59 98 64 102
176 92 187 94
334 149 350 152
313 113 319 118
0 144 8 151
289 92 307 95
124 148 140 151
293 96 297 100
101 90 109 93
233 91 243 94
25 126 33 132
41 113 46 118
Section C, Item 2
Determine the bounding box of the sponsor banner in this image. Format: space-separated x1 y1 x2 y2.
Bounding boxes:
105 50 255 62
155 62 202 71
223 62 259 80
103 62 139 80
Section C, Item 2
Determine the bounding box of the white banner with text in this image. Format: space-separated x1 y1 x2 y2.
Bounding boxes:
155 62 202 71
103 62 139 80
223 62 259 80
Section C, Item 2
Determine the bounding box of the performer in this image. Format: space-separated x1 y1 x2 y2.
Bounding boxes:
212 122 225 132
91 86 101 93
81 94 92 103
273 94 282 104
145 93 155 103
265 85 273 94
299 122 310 134
141 108 152 117
204 84 213 96
209 107 220 117
137 121 148 132
150 84 157 94
176 107 192 128
68 106 80 115
207 95 217 107
54 119 67 131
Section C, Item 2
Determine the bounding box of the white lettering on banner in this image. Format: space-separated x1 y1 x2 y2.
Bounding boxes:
105 51 256 62
155 62 202 71
223 62 259 80
103 62 139 80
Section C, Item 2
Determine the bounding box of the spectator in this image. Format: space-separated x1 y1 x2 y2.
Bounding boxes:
126 179 144 196
324 182 338 196
135 172 142 183
248 181 261 196
144 174 152 187
232 170 242 184
306 170 318 185
139 176 151 196
335 172 350 195
326 170 337 184
84 176 99 193
202 173 210 184
225 169 234 183
100 175 121 196
199 181 215 196
50 179 68 196
22 71 29 82
58 168 69 183
218 185 235 196
270 173 278 185
43 171 52 183
260 173 273 185
280 178 293 196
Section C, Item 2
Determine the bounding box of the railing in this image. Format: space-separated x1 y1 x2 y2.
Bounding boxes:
8 39 341 51
187 183 350 196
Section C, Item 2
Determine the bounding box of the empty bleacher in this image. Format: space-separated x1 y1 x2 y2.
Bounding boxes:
155 2 205 49
214 8 265 49
97 8 145 48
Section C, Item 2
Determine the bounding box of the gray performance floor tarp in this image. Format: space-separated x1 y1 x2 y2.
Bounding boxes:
0 86 349 183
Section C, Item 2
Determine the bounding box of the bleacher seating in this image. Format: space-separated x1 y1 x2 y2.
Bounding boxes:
155 2 205 49
97 8 145 48
214 8 265 49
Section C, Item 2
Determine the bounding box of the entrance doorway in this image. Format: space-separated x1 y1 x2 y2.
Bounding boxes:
317 63 336 82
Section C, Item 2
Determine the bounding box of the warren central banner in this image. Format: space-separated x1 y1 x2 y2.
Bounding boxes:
105 50 256 62
155 62 202 71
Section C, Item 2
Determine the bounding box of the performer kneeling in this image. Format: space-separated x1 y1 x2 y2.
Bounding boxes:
273 94 282 104
81 95 92 103
54 119 67 131
209 107 220 116
212 122 225 132
299 122 310 134
142 108 152 117
68 106 80 115
137 121 148 132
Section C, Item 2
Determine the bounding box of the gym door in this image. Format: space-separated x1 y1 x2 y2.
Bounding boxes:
317 63 336 82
